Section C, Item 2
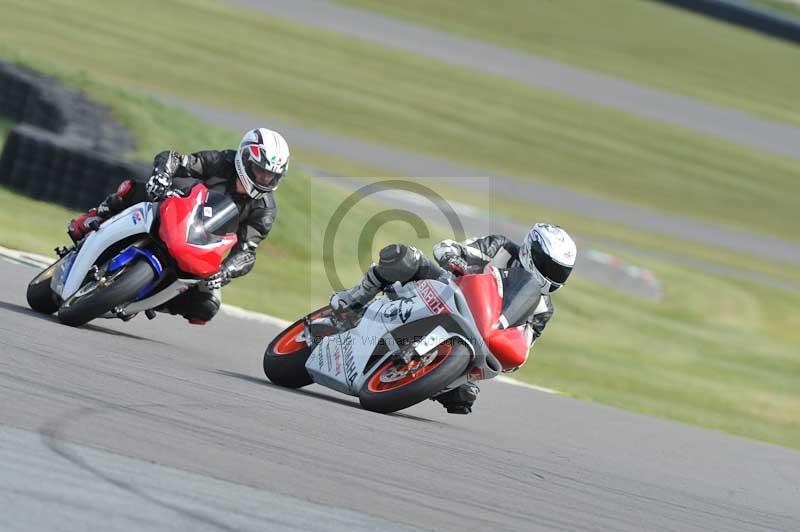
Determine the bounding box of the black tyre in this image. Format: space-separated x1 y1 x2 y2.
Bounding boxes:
358 340 470 414
263 306 333 388
26 259 61 314
57 260 155 327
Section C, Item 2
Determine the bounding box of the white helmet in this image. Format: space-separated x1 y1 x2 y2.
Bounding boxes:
234 128 290 199
519 223 576 294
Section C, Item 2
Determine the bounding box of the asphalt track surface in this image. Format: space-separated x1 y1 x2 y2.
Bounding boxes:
2 259 799 532
223 0 800 161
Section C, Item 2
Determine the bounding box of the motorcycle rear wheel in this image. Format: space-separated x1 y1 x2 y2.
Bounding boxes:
358 339 470 414
57 260 154 327
263 306 333 388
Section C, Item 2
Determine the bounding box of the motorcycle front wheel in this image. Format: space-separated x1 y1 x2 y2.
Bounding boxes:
358 339 470 414
57 260 155 327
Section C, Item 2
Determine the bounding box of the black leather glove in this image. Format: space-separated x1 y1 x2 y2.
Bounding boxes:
145 171 172 200
441 254 468 276
204 268 230 290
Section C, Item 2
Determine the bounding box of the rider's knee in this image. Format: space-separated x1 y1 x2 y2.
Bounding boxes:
180 290 220 321
375 244 422 283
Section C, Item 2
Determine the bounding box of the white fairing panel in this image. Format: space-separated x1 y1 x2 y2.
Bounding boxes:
305 280 462 395
51 251 76 296
61 203 155 299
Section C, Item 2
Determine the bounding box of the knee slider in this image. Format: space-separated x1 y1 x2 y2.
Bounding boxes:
376 244 421 283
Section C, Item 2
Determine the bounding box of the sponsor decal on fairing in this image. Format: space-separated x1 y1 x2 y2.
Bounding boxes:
381 297 414 324
130 210 144 225
340 333 357 387
416 280 450 315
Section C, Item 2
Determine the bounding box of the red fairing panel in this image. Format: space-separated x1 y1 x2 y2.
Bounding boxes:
158 186 237 277
454 273 528 370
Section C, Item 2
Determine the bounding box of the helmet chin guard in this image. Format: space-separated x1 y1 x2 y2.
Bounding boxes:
235 128 290 199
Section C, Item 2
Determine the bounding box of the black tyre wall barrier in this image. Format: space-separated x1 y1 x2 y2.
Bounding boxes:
654 0 800 45
0 125 148 210
0 61 136 152
0 60 146 210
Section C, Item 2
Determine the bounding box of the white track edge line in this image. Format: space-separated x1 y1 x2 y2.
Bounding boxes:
219 303 291 328
495 376 560 394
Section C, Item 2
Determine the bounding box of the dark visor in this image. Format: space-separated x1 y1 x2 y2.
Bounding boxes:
530 239 572 285
247 160 281 191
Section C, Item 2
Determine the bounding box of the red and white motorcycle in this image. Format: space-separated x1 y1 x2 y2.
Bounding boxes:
263 267 538 413
26 184 238 327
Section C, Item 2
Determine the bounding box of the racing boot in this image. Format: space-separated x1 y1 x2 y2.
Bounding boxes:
330 265 385 312
433 382 480 414
67 208 104 243
66 180 142 243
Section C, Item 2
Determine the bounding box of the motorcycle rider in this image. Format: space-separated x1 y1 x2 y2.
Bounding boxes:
330 224 577 414
66 128 290 324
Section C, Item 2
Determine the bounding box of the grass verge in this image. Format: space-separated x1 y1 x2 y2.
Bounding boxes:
747 0 800 17
334 0 800 126
1 0 799 243
0 117 13 150
524 253 800 450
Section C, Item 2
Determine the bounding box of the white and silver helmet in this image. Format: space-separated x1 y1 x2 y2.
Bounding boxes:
234 128 290 199
519 223 577 294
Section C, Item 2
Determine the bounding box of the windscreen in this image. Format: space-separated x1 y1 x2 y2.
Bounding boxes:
499 268 544 328
186 191 239 246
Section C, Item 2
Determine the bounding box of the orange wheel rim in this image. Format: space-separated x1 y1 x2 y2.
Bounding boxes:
273 322 307 355
272 307 333 356
367 342 453 393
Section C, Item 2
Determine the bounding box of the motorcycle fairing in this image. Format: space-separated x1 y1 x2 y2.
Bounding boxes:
454 271 529 370
305 279 490 395
105 279 201 317
305 330 360 395
158 186 238 277
51 251 76 296
46 185 240 323
60 203 155 299
379 279 504 380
